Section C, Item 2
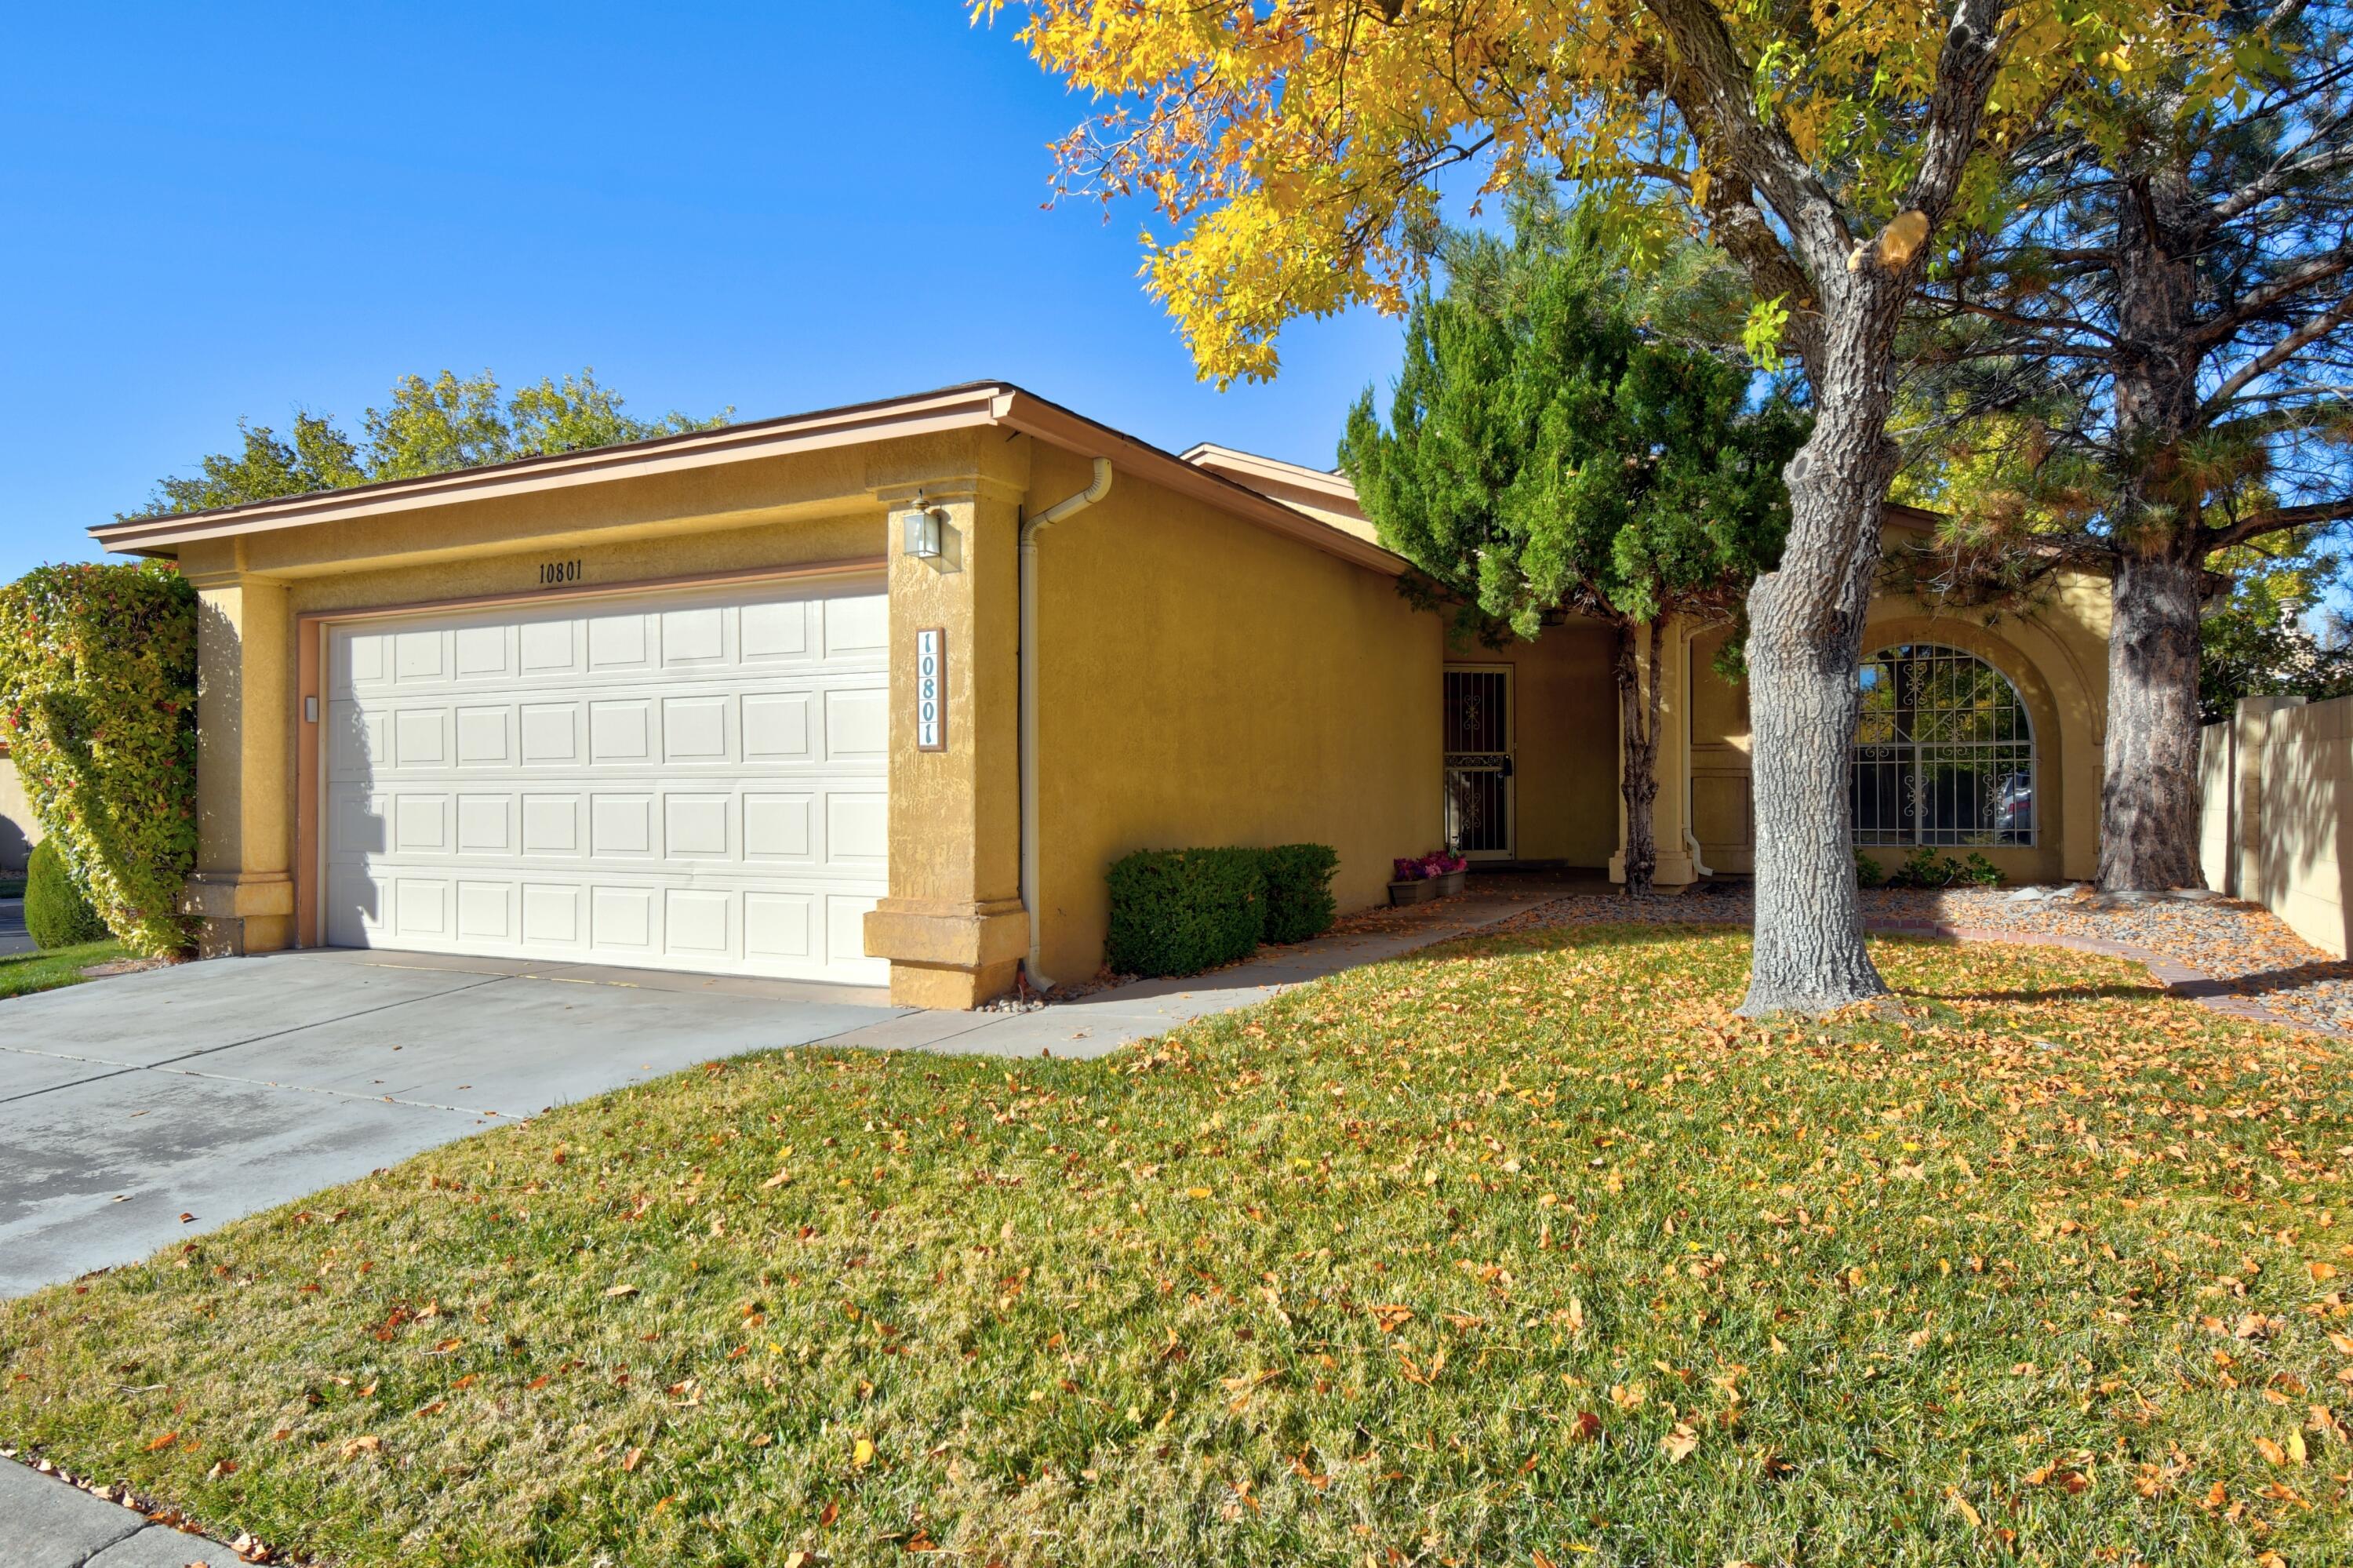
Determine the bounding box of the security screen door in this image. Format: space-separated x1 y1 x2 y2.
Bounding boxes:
1442 666 1515 859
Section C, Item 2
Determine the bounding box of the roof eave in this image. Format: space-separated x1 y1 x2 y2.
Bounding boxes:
90 381 1410 580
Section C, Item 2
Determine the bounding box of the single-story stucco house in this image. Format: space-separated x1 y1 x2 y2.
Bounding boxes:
90 382 2113 1007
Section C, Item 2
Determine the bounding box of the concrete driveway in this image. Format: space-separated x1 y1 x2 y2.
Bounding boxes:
0 897 30 957
0 948 904 1297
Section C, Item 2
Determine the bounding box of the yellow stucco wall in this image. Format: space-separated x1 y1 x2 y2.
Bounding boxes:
1685 570 2113 883
1442 620 1620 868
1028 446 1443 984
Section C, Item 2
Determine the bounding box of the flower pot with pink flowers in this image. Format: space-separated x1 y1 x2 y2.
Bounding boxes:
1387 850 1468 904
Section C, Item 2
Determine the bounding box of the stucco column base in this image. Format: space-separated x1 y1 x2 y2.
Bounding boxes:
182 872 293 958
889 957 1023 1010
865 897 1027 1009
1608 849 1697 887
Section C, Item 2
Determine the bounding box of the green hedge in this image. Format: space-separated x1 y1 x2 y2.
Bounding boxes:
25 839 109 948
0 562 198 954
1258 842 1340 944
1105 842 1340 978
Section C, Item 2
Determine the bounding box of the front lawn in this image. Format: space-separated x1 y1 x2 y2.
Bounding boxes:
0 937 128 1000
4 925 2349 1565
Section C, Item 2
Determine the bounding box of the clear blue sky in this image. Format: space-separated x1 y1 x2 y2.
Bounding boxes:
0 1 1414 581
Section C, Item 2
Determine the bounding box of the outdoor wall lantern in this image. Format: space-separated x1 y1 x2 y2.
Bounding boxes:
900 503 947 561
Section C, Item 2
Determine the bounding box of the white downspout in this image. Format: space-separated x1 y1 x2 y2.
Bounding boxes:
1019 457 1114 991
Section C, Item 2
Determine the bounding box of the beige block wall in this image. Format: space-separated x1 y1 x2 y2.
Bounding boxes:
2202 694 2353 957
1030 445 1443 984
0 751 39 872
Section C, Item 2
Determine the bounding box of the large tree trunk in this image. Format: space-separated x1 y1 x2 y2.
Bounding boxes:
1740 312 1904 1015
2100 155 2211 892
1615 619 1663 896
2100 550 2208 890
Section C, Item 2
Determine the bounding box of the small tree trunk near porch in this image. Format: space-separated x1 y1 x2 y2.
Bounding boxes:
2098 549 2208 891
1615 620 1664 897
1740 326 1897 1015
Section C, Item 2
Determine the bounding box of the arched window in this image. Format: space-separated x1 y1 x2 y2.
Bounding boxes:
1852 644 2035 846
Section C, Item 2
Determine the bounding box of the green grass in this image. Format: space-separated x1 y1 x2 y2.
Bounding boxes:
0 874 25 899
0 937 127 999
4 924 2351 1566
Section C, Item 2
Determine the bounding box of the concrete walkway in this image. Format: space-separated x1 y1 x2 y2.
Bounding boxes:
825 883 1570 1060
0 1447 235 1568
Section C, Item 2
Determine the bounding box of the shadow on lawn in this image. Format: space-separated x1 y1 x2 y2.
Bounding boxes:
1453 917 2192 1011
1893 981 2169 1005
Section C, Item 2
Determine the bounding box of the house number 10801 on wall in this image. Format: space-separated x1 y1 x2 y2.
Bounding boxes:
916 628 947 752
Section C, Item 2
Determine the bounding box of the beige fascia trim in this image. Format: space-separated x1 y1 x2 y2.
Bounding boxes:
91 384 1013 555
1180 442 1362 506
89 380 1411 580
996 394 1407 577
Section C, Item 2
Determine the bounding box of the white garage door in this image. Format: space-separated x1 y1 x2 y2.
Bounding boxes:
323 576 889 984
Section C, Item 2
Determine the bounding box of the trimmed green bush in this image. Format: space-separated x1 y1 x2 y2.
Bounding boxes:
1105 848 1267 978
0 562 198 954
24 839 108 948
1257 842 1340 944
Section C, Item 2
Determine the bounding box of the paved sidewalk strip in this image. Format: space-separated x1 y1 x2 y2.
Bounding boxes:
824 888 1565 1060
0 1448 244 1567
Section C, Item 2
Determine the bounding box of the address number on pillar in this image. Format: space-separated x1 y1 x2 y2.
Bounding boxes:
915 627 947 752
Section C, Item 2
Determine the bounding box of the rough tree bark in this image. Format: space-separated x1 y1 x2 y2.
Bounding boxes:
1614 619 1664 896
1638 0 2013 1013
1741 305 1911 1012
2099 152 2213 891
2100 549 2209 888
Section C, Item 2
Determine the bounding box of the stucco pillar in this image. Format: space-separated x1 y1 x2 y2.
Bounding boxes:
184 564 296 956
860 448 1030 1008
1609 619 1698 887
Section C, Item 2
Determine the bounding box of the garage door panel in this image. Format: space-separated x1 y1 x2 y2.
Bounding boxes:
662 696 730 762
324 578 888 983
457 880 514 940
588 700 653 763
822 595 887 657
395 876 450 940
521 703 582 765
587 612 653 671
395 628 447 683
456 795 514 854
742 600 809 661
661 606 727 666
456 706 514 766
827 793 888 865
520 794 583 856
521 883 583 947
454 624 513 679
745 693 811 761
664 793 732 858
591 885 656 951
824 689 886 761
590 794 656 857
395 709 449 768
745 793 813 860
520 619 580 675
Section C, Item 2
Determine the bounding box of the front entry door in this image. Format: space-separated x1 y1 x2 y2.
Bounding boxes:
1442 666 1515 859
